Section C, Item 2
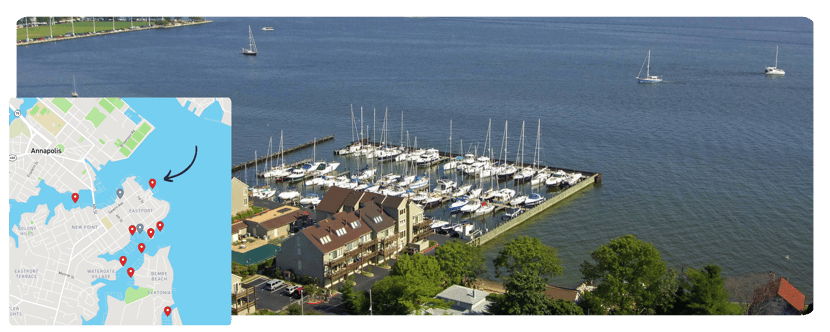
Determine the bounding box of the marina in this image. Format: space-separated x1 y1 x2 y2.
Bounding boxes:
17 17 814 301
231 135 334 173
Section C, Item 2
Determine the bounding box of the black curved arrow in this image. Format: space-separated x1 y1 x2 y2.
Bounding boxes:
164 146 198 182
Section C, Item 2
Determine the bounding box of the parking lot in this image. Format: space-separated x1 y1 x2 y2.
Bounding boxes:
243 277 298 312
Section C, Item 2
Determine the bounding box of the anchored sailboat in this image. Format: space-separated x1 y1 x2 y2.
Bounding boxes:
636 50 663 83
71 75 79 97
241 25 257 56
765 46 785 75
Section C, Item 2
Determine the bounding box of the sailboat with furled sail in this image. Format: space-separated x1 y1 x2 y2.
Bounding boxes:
71 75 79 97
241 25 257 56
636 49 662 83
765 46 785 75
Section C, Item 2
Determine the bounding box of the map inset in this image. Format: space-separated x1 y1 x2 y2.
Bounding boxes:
8 98 231 325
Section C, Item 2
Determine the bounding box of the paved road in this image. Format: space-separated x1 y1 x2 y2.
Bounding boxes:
244 277 295 312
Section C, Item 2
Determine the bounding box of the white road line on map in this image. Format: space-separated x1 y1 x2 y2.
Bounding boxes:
10 295 58 311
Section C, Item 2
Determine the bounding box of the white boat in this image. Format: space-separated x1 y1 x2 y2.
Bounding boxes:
524 193 546 207
496 164 518 179
320 162 341 175
448 198 468 213
509 195 528 206
382 186 406 197
353 167 376 180
467 187 482 199
299 193 321 206
397 175 416 187
545 176 565 187
366 184 381 193
261 27 274 31
422 195 442 208
354 182 370 191
514 167 535 183
765 45 785 75
411 192 429 203
409 175 429 189
452 185 471 197
435 178 457 191
430 220 449 229
241 25 257 56
474 203 495 216
636 49 662 83
278 188 300 201
71 75 79 97
531 169 550 186
566 173 583 186
496 188 516 202
460 199 482 214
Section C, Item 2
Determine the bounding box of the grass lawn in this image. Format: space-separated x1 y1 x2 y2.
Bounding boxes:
17 21 150 41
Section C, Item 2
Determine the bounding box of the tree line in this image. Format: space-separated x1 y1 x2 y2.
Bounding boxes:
340 234 796 315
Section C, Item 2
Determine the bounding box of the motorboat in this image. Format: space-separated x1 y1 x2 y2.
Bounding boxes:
299 193 321 206
524 193 546 207
448 197 468 213
278 187 301 201
509 195 528 206
459 199 482 214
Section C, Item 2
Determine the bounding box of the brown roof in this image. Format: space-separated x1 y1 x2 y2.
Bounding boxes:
345 191 384 210
232 222 248 234
776 278 805 311
544 285 579 302
316 186 356 214
301 211 370 254
247 205 299 223
258 210 306 231
357 201 396 234
377 195 405 208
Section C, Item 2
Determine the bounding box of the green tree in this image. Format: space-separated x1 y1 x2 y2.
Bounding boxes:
284 303 302 315
487 270 550 315
340 280 369 315
487 237 568 315
547 298 584 315
681 264 730 315
434 239 486 287
494 236 563 282
580 234 667 314
371 254 449 314
651 267 683 314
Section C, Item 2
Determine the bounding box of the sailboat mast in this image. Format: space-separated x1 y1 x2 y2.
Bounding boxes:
775 46 779 68
647 50 651 77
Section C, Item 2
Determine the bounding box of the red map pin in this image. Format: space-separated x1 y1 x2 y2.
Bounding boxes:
138 243 145 253
149 178 156 189
127 267 135 278
71 193 79 203
147 228 155 238
129 225 136 235
119 256 127 266
156 221 164 231
164 306 171 317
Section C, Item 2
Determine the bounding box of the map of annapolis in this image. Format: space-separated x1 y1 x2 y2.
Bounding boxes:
8 98 231 325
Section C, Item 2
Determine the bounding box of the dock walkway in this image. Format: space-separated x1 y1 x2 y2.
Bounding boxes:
232 135 334 173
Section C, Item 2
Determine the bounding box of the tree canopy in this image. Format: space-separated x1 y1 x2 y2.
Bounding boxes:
371 254 449 315
434 239 486 287
681 264 730 315
494 236 563 282
579 234 667 314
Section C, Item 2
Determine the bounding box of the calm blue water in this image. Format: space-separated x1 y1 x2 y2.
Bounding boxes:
17 18 813 302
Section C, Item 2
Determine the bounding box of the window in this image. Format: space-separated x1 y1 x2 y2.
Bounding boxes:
335 227 347 236
373 215 382 224
345 241 358 252
320 235 331 244
350 220 360 229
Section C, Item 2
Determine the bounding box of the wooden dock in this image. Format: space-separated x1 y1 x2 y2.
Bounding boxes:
231 135 335 173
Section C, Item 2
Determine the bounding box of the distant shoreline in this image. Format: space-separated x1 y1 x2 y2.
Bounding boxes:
16 20 212 47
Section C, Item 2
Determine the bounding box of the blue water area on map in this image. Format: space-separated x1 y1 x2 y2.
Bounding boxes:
123 107 142 125
9 98 38 124
161 304 176 325
9 183 94 248
200 102 225 123
77 98 230 325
